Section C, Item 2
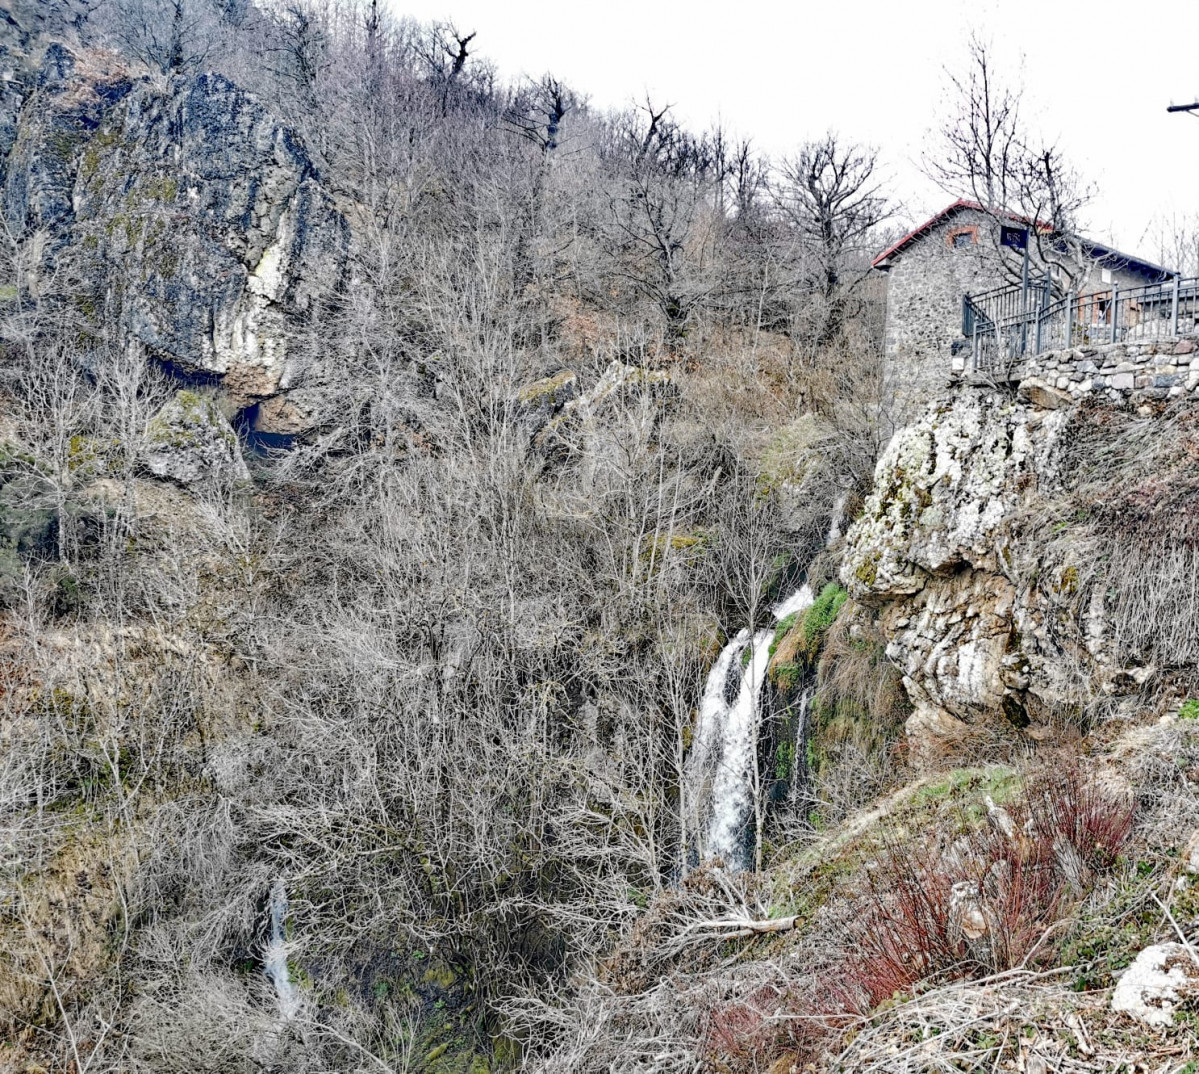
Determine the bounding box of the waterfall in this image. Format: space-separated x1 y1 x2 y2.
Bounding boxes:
265 880 300 1019
685 584 816 871
825 491 850 546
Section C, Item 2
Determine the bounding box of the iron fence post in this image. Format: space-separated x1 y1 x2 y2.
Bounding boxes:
1172 274 1180 337
1111 283 1119 344
1034 273 1049 354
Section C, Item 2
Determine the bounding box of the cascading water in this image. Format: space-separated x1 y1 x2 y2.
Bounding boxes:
265 880 300 1019
684 584 816 871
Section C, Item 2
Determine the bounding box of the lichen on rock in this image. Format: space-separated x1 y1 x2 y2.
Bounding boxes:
840 389 1102 757
143 390 249 485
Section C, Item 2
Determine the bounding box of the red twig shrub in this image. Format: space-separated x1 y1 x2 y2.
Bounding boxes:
697 765 1135 1070
842 765 1133 1012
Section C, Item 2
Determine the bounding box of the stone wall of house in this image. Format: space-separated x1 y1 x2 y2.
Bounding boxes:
880 205 1169 426
1018 336 1199 407
881 207 1012 425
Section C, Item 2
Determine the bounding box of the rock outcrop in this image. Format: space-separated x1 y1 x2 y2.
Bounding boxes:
2 39 348 435
840 387 1170 757
1111 943 1199 1028
143 390 249 485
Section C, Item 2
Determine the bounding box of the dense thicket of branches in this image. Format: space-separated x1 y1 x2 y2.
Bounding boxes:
0 1 898 1070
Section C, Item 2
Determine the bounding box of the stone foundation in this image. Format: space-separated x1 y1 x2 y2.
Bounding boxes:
1017 335 1199 404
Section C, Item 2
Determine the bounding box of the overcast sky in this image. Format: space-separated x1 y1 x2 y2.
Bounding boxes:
394 0 1199 260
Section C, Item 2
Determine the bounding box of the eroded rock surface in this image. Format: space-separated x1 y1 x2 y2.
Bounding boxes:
3 41 348 433
841 389 1120 756
143 390 249 485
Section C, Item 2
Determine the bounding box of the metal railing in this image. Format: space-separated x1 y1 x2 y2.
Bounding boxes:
964 275 1199 376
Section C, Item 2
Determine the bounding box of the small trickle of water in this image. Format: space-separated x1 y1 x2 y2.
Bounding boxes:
825 491 850 546
265 880 300 1019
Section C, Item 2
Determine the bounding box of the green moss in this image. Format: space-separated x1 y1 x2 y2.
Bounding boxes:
517 369 575 406
640 532 706 569
140 174 179 202
1180 699 1199 720
146 390 235 451
854 556 878 586
801 584 848 650
422 960 457 990
767 586 848 694
775 739 794 781
80 125 121 182
1056 564 1080 596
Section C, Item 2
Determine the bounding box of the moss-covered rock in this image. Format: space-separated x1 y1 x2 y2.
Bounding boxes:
143 390 249 485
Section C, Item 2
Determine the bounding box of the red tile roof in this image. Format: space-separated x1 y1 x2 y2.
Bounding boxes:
872 199 1037 268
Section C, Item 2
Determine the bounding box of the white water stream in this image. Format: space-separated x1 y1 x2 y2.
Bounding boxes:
685 583 816 870
265 880 300 1019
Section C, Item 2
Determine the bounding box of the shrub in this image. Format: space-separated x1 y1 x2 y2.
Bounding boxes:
841 764 1134 1011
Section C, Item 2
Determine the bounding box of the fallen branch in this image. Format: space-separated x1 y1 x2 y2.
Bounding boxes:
682 915 799 942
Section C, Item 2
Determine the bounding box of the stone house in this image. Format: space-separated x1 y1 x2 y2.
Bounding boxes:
873 199 1173 422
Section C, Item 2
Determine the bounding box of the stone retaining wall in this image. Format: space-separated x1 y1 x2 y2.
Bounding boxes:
1017 335 1199 404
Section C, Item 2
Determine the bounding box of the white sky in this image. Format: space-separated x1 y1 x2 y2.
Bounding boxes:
394 0 1199 260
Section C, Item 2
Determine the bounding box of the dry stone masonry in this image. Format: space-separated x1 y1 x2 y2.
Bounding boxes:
1016 336 1199 407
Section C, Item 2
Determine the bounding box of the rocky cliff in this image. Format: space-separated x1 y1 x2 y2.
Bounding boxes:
1 32 348 437
841 354 1199 758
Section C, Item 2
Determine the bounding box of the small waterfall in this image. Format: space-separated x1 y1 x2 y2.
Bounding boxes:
685 584 816 871
265 880 300 1019
704 627 773 868
773 582 815 620
825 491 850 546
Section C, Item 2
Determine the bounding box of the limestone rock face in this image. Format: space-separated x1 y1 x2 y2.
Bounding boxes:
840 390 1104 757
1111 943 1199 1028
3 42 348 433
143 391 250 485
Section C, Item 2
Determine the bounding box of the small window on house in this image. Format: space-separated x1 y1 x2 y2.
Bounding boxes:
947 226 979 250
1101 267 1113 284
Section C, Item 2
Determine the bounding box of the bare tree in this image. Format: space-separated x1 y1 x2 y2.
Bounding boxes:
775 134 890 344
925 35 1096 292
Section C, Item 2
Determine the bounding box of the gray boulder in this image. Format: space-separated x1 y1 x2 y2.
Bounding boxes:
143 390 250 485
3 44 348 434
